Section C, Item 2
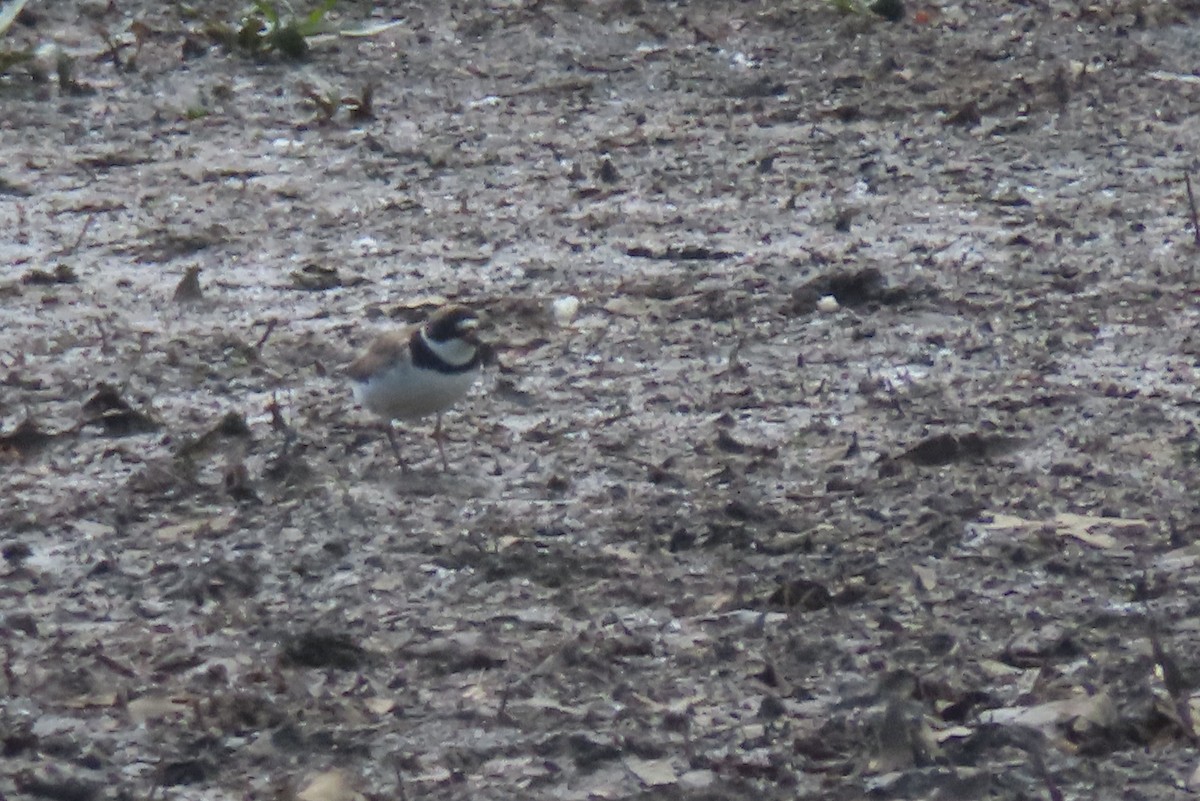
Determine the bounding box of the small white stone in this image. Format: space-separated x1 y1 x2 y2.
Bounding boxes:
552 295 581 326
816 294 840 313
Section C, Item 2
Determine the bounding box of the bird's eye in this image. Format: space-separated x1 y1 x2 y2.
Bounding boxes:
458 318 479 332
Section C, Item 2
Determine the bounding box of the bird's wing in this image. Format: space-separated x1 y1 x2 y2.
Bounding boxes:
347 329 413 381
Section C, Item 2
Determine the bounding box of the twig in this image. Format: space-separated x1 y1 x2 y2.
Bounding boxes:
611 451 682 485
1026 741 1064 801
93 650 138 678
69 211 97 254
1186 171 1200 247
254 318 279 351
2 644 15 694
394 762 408 801
496 682 514 725
1149 623 1198 743
95 318 111 355
268 392 288 434
146 763 163 801
15 202 28 245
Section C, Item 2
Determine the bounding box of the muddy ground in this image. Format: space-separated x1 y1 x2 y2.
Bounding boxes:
3 1 1200 799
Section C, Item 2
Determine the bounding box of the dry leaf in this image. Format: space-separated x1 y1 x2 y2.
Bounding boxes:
934 725 975 743
461 684 491 703
371 575 404 593
481 755 538 778
64 692 119 709
411 766 452 784
364 697 395 715
127 695 192 724
391 294 449 311
1054 512 1145 548
521 695 588 717
982 511 1149 549
155 514 236 542
296 770 363 801
678 769 716 789
980 692 1115 732
912 564 938 592
624 756 677 787
72 519 116 539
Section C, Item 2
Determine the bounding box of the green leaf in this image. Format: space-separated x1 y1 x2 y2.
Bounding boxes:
237 16 266 51
0 47 32 74
296 0 337 37
252 0 281 29
271 24 308 58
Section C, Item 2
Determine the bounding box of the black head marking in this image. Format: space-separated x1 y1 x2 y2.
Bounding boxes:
425 305 479 343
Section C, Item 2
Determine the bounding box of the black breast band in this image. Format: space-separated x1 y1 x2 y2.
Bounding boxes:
411 335 480 374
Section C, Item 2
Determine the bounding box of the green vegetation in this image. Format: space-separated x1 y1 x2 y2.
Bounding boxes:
0 49 31 75
210 0 338 60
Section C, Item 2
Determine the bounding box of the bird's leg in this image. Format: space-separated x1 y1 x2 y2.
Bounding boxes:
432 413 450 472
385 422 408 473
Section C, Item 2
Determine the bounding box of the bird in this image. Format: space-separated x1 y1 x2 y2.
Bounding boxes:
347 304 484 471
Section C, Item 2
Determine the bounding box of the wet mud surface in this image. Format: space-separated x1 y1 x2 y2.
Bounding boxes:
3 2 1200 799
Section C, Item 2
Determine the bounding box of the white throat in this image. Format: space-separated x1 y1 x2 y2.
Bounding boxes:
423 332 476 367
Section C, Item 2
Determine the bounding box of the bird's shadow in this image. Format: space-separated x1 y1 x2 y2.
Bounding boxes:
357 458 493 499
